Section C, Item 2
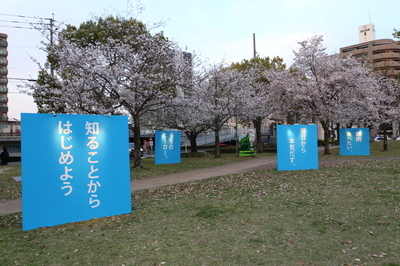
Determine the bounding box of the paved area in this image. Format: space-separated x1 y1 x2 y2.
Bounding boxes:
0 156 277 216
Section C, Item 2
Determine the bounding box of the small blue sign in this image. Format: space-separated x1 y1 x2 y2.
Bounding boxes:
155 131 181 164
339 128 370 156
277 125 318 171
21 113 131 231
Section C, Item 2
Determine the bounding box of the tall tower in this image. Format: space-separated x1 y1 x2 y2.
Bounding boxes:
0 33 7 121
358 23 376 43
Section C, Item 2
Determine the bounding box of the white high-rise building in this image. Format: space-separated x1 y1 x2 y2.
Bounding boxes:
358 23 375 43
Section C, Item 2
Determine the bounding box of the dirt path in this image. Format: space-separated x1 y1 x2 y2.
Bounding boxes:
131 156 276 191
0 157 277 216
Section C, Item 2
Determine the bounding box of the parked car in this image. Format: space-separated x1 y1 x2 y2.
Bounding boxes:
373 136 393 141
129 143 144 158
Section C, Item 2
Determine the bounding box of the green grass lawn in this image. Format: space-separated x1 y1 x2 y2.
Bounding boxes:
1 141 400 265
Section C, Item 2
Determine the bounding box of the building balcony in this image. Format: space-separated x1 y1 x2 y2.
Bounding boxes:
0 41 7 48
374 61 400 68
0 68 7 75
0 97 8 103
0 58 7 65
0 106 8 112
0 78 7 84
372 52 400 60
371 44 400 53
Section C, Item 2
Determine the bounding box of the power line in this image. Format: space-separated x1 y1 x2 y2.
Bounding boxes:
0 18 51 25
0 24 37 30
0 19 35 24
0 12 53 30
9 78 36 81
0 13 51 20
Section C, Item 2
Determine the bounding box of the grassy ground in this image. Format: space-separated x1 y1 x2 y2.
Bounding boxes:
322 140 400 159
130 152 274 179
1 141 400 265
0 165 21 201
0 152 269 201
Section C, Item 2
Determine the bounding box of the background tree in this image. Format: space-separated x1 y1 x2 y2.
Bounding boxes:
33 15 151 112
230 56 286 153
368 76 400 151
196 63 247 158
148 93 212 153
276 36 380 155
393 28 400 41
30 15 192 168
61 16 149 47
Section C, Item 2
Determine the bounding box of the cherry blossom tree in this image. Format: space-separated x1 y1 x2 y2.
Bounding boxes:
230 57 286 152
194 63 249 158
272 35 382 155
29 16 193 168
266 68 300 122
366 76 400 151
148 92 212 153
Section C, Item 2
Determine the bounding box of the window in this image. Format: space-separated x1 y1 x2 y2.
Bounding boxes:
356 45 369 50
342 48 354 53
373 42 392 46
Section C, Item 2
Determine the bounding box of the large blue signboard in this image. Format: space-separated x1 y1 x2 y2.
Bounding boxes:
155 130 181 164
339 128 370 156
277 125 318 171
21 113 131 231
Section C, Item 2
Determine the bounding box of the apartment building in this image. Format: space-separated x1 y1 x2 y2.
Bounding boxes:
340 24 400 78
339 24 400 137
0 33 8 121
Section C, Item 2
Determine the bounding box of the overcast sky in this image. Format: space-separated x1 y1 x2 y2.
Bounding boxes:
1 0 399 120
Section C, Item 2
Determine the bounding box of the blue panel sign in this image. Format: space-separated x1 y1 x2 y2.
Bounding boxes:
277 125 318 171
155 131 181 165
21 113 131 231
339 128 370 156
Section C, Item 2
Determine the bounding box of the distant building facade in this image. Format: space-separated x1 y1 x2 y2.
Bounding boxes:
340 24 400 137
0 33 21 155
340 24 400 79
0 33 8 121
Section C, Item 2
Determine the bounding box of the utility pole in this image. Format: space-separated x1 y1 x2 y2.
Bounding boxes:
253 33 256 58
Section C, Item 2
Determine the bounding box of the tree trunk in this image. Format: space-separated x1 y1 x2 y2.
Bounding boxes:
320 120 331 155
214 116 221 158
382 123 389 151
253 116 263 153
336 123 340 146
186 132 198 153
132 115 143 168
